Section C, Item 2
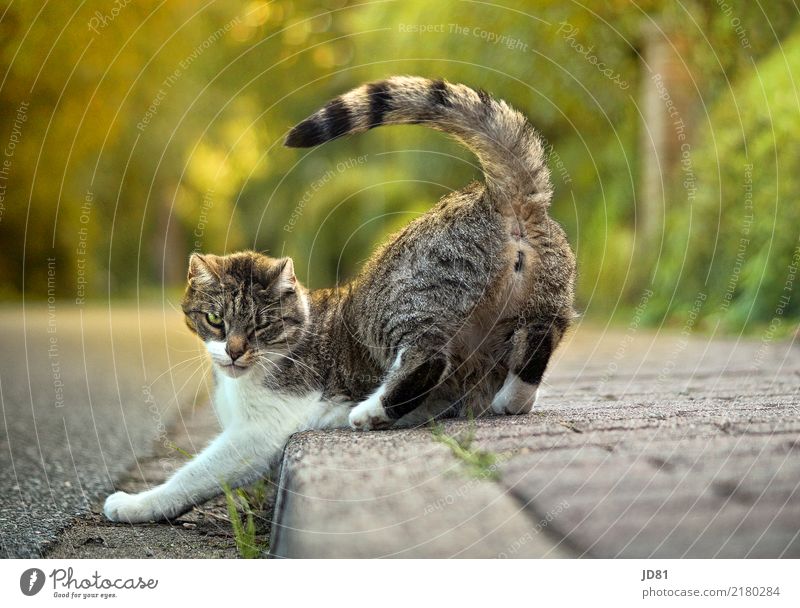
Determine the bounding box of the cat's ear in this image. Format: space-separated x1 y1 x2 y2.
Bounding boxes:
276 257 297 294
188 253 221 286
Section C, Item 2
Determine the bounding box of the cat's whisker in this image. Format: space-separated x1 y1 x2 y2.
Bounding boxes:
145 354 208 387
156 359 212 411
254 361 280 385
254 359 277 377
189 366 211 410
256 356 281 371
296 326 332 339
166 299 184 315
177 366 215 444
266 351 322 379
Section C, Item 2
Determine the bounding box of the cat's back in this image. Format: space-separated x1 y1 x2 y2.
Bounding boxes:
361 182 507 284
345 183 509 356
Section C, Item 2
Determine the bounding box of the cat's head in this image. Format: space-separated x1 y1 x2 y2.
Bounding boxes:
181 251 308 378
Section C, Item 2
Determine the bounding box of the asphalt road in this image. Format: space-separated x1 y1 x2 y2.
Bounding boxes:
0 304 206 557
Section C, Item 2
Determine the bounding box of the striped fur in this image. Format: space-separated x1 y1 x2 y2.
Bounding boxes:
103 78 577 523
285 76 552 208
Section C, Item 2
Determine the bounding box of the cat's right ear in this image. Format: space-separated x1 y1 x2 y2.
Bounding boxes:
188 253 221 286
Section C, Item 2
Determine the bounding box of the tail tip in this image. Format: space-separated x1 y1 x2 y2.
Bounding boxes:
284 118 326 148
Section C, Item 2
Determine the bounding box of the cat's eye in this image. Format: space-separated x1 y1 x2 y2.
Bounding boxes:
205 312 224 327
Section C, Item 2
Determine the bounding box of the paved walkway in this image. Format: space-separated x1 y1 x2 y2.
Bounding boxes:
6 306 796 558
0 305 203 557
270 327 800 558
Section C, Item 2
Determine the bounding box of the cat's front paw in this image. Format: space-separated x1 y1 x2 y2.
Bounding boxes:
349 396 392 431
103 490 176 523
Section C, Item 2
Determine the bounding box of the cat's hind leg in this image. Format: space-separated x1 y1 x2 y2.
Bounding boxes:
349 344 449 430
491 322 561 415
491 371 540 415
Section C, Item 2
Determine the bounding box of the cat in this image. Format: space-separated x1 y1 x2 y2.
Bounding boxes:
104 76 575 523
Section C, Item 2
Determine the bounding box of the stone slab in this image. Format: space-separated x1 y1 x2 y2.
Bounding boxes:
270 328 799 558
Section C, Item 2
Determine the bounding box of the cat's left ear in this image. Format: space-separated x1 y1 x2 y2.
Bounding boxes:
276 257 297 294
188 253 221 286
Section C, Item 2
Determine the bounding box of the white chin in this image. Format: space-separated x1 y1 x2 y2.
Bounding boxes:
217 364 252 379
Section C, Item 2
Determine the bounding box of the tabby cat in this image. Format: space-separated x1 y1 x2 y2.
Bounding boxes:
104 76 575 523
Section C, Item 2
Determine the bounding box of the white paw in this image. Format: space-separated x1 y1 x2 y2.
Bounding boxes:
349 395 391 431
491 374 539 415
103 490 176 523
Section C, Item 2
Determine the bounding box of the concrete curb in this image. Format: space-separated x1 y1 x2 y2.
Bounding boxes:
268 330 800 558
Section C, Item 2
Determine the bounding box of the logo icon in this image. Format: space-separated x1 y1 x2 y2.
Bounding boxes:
20 568 45 596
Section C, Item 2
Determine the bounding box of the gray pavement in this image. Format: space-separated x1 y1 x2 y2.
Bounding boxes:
46 401 249 559
0 304 204 557
270 327 800 558
3 304 797 559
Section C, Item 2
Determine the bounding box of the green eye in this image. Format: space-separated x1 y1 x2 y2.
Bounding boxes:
206 312 224 327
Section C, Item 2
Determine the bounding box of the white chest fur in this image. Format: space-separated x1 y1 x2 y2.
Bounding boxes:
212 369 352 432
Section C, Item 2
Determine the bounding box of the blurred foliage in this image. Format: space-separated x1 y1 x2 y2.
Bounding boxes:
0 0 798 333
649 28 800 333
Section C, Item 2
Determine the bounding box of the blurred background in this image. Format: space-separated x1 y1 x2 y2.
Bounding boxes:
1 0 798 334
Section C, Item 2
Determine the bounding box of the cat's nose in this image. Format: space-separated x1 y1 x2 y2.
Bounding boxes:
226 336 247 362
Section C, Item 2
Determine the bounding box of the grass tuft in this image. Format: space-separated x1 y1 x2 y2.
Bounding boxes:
431 419 501 480
222 480 269 559
167 442 193 460
169 442 269 557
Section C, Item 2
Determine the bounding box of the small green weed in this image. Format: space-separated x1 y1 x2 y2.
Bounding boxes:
431 420 500 480
167 442 193 460
222 480 270 559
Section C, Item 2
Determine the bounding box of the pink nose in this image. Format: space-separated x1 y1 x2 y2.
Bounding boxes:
226 337 246 361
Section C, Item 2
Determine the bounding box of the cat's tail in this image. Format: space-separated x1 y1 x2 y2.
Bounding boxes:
284 76 552 209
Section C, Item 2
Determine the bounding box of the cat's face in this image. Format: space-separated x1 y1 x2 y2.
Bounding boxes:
181 251 308 379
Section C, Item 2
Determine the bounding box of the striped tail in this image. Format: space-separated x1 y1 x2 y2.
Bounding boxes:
284 76 552 208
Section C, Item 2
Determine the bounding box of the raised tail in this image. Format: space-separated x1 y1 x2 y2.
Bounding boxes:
284 76 552 208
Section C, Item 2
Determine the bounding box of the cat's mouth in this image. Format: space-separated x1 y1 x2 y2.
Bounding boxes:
216 361 253 378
